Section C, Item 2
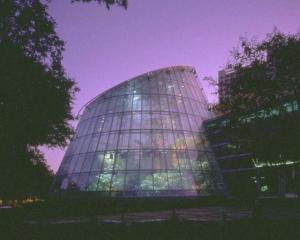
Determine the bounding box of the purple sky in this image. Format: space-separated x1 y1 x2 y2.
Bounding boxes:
42 0 300 172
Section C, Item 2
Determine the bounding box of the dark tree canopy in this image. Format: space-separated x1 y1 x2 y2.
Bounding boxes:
0 0 78 198
71 0 128 9
217 30 300 114
215 30 300 165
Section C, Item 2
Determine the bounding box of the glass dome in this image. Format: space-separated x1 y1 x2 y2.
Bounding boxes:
52 66 224 197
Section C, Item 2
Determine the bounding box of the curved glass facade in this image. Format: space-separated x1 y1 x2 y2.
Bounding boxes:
53 66 224 197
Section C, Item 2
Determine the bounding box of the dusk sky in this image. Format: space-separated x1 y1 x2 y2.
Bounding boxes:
43 0 300 172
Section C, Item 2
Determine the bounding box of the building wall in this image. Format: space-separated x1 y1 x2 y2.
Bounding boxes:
218 66 236 104
52 66 224 197
204 102 300 198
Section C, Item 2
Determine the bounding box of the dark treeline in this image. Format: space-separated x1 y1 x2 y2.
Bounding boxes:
214 30 300 167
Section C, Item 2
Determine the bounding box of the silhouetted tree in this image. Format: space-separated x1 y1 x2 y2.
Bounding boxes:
0 0 77 198
71 0 127 9
217 30 300 114
214 30 300 166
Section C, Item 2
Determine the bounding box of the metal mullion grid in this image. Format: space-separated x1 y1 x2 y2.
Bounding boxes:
175 69 188 99
123 92 134 194
165 87 186 185
172 141 184 190
172 71 192 186
79 118 88 137
94 111 115 194
167 73 179 128
187 150 202 191
159 72 171 190
182 70 195 99
136 129 142 173
168 71 181 114
80 152 97 192
109 118 123 194
170 69 181 98
177 93 193 134
79 134 95 173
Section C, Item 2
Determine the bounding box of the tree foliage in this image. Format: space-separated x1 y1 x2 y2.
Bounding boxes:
0 0 78 198
217 30 300 114
215 30 300 165
71 0 128 9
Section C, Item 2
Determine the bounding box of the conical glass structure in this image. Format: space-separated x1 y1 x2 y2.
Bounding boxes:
52 66 224 197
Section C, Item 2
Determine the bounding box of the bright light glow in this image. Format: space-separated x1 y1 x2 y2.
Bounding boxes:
252 158 300 168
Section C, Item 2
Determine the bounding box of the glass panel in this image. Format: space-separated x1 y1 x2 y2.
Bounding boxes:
102 116 113 132
180 114 191 131
77 173 89 191
80 135 91 153
111 172 125 191
161 114 173 130
91 152 104 171
106 133 119 150
153 150 166 170
129 132 141 149
184 132 196 149
97 134 108 151
88 134 99 152
114 97 124 113
165 150 179 170
152 113 162 129
87 117 97 134
114 151 127 170
168 171 182 190
157 76 167 94
189 150 201 170
151 131 164 149
149 77 158 95
68 155 78 174
121 114 132 130
107 98 116 114
131 112 141 129
163 132 175 149
118 132 129 149
102 151 116 170
126 151 140 170
140 132 151 149
151 97 160 111
153 172 168 190
139 173 153 190
141 113 151 129
97 173 112 191
140 150 152 170
73 154 85 172
123 95 133 111
177 151 191 170
184 98 194 115
111 115 121 131
94 116 105 133
86 173 99 191
170 114 181 130
81 152 94 172
125 172 139 191
141 78 150 94
97 100 108 115
142 95 151 111
132 94 142 111
176 96 185 113
174 131 187 150
134 78 142 94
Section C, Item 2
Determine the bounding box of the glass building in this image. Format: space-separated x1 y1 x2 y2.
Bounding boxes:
52 66 224 197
